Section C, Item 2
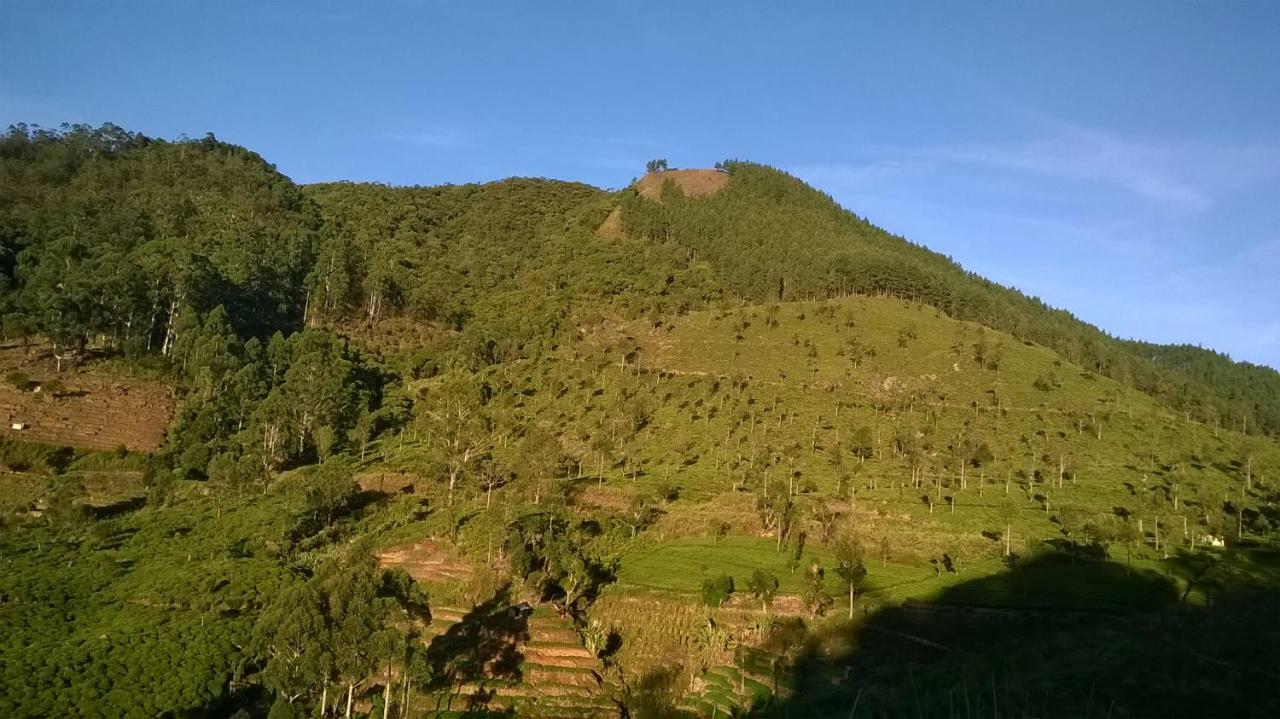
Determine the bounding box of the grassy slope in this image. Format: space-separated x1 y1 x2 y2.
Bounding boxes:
361 293 1278 601
606 294 1272 551
345 292 1278 712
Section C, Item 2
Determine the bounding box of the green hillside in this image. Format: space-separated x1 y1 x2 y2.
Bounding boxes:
1 124 1278 718
619 161 1279 437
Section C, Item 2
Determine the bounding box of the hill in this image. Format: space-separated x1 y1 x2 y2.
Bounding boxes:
0 124 1278 718
633 168 730 200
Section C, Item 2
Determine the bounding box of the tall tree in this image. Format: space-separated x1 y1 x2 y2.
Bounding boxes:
831 533 868 619
417 376 488 506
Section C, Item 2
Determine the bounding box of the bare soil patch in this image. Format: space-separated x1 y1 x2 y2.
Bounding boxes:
378 540 476 584
634 169 729 200
0 344 174 452
356 470 419 494
595 206 625 239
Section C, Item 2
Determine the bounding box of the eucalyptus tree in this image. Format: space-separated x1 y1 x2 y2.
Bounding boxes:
416 376 489 506
831 533 868 620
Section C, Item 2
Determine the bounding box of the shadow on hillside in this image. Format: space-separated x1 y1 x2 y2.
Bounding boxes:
743 550 1280 718
425 585 528 715
88 495 146 520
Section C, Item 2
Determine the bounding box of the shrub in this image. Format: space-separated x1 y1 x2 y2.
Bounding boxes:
701 574 735 607
4 371 33 391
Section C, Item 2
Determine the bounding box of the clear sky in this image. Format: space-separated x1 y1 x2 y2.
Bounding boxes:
3 1 1278 368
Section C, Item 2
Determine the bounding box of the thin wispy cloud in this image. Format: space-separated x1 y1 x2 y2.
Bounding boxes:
813 115 1280 216
789 111 1280 368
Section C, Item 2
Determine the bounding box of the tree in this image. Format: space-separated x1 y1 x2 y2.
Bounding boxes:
849 426 874 462
251 581 335 710
831 534 868 619
313 424 337 461
746 569 779 612
505 512 615 615
626 495 660 538
700 574 734 607
417 377 487 506
477 455 511 510
756 482 795 551
351 410 374 461
812 500 841 542
519 425 562 504
1119 519 1142 575
315 546 401 719
281 330 366 458
305 456 359 525
801 563 832 616
645 159 669 174
998 498 1019 557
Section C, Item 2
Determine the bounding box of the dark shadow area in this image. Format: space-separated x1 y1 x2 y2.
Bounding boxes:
188 682 270 719
425 585 529 714
744 550 1280 718
87 495 146 520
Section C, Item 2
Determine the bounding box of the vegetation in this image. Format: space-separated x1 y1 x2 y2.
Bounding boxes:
1 125 1278 717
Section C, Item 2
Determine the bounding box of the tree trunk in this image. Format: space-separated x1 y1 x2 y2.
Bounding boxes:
321 683 328 717
346 682 354 719
161 297 179 356
383 677 392 719
848 583 854 620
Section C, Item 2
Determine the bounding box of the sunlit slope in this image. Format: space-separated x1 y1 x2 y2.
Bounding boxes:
564 295 1275 556
617 162 1280 437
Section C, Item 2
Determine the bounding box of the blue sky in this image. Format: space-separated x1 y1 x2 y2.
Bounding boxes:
3 1 1278 368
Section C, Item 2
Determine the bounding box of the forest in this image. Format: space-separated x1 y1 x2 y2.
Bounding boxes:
1 123 1278 718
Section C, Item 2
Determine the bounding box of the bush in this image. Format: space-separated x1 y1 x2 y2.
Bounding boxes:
700 574 735 607
4 371 33 391
0 439 77 474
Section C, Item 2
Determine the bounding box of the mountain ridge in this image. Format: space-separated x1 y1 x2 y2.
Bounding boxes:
1 123 1276 439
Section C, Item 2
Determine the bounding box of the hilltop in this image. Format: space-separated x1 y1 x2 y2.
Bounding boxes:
0 124 1277 718
633 168 730 200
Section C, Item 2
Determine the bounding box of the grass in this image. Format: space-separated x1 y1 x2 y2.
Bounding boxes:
618 535 836 594
345 293 1279 712
618 534 942 598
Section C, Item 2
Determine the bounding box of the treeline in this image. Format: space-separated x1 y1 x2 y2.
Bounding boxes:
163 310 404 482
0 123 314 361
302 179 721 368
0 124 712 474
1124 340 1280 436
619 161 1280 436
2 124 1275 437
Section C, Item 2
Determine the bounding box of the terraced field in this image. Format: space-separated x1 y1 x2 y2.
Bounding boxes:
379 542 619 717
0 344 174 452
